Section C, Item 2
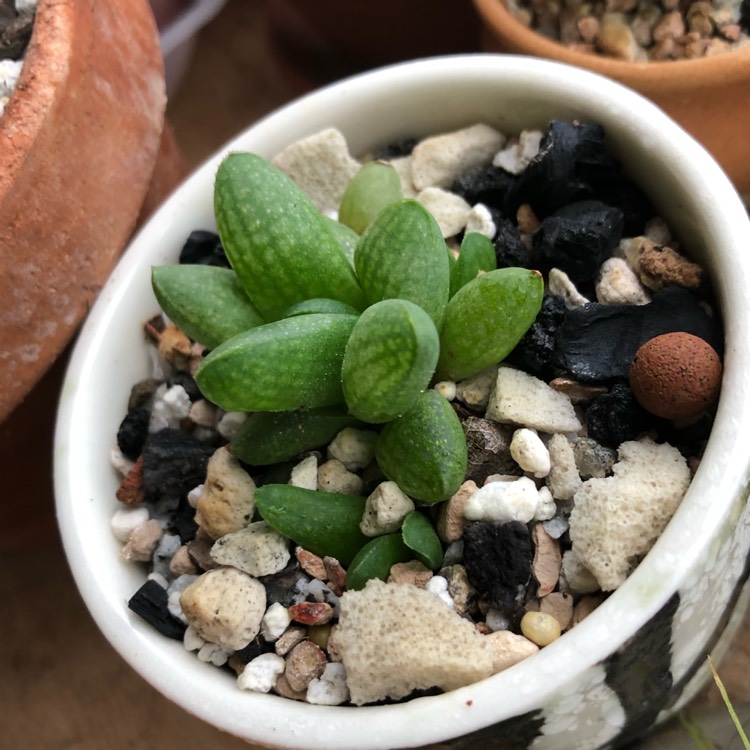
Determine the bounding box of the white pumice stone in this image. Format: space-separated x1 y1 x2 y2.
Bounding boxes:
463 476 542 524
327 427 378 471
486 365 582 434
425 575 454 607
261 602 292 642
546 433 583 501
306 662 350 705
210 521 291 577
237 653 286 693
569 437 691 591
271 127 361 214
548 268 590 308
410 123 506 190
152 533 182 579
197 642 231 666
360 481 415 536
486 630 540 673
110 505 150 542
534 486 557 522
559 550 601 596
492 130 543 174
465 202 497 239
416 186 471 238
596 257 651 305
187 483 204 508
434 380 457 401
289 454 318 490
109 448 134 477
510 428 551 478
183 624 205 652
485 608 511 632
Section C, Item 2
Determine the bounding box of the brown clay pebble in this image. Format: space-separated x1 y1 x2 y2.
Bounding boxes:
629 332 722 420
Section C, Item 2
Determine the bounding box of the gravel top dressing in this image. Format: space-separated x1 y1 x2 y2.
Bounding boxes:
112 120 722 707
506 0 750 61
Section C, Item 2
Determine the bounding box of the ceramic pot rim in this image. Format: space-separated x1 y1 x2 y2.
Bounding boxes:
54 54 750 748
472 0 750 88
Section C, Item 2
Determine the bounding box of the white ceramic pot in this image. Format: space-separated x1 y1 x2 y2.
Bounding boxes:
54 55 750 749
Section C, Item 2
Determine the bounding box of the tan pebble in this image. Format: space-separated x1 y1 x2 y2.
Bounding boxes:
532 524 562 597
116 455 145 506
180 567 266 650
520 611 562 646
169 544 198 576
719 23 742 42
289 601 334 626
549 377 607 405
539 592 574 632
274 626 307 656
158 322 192 370
649 37 680 59
629 332 722 420
317 458 363 495
274 672 308 701
577 15 600 42
572 594 605 626
596 14 642 60
705 37 732 55
388 559 433 588
652 10 686 41
186 529 219 571
323 556 347 596
436 479 478 542
121 518 162 562
295 546 327 580
516 204 540 236
486 630 539 673
188 399 216 428
195 446 256 540
442 564 476 616
284 640 328 692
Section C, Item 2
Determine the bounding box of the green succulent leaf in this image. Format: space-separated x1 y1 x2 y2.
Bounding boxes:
437 267 544 381
283 298 361 317
323 215 359 268
375 390 468 504
338 161 403 235
401 510 443 570
230 407 362 466
354 199 450 330
345 533 413 591
151 264 264 350
255 484 368 567
342 299 439 423
195 313 358 412
214 152 366 320
450 231 497 297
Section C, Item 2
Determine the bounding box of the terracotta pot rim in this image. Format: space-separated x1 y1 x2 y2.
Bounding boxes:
0 0 73 196
473 0 750 87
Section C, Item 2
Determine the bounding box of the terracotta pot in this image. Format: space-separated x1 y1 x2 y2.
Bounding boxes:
0 0 168 423
472 0 750 198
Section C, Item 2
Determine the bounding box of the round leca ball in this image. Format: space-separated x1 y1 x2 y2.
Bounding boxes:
629 332 722 420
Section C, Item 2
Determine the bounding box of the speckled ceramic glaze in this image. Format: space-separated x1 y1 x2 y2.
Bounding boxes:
54 56 750 749
472 0 750 200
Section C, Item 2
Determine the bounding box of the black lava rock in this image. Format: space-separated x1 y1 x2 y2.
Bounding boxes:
493 214 532 269
169 496 200 543
128 579 187 640
554 286 723 383
141 428 216 500
463 417 520 484
463 521 533 610
585 382 650 448
179 230 229 267
508 294 567 380
117 407 151 461
741 0 750 32
451 165 517 209
505 121 617 216
593 177 656 237
232 635 274 666
533 200 624 283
